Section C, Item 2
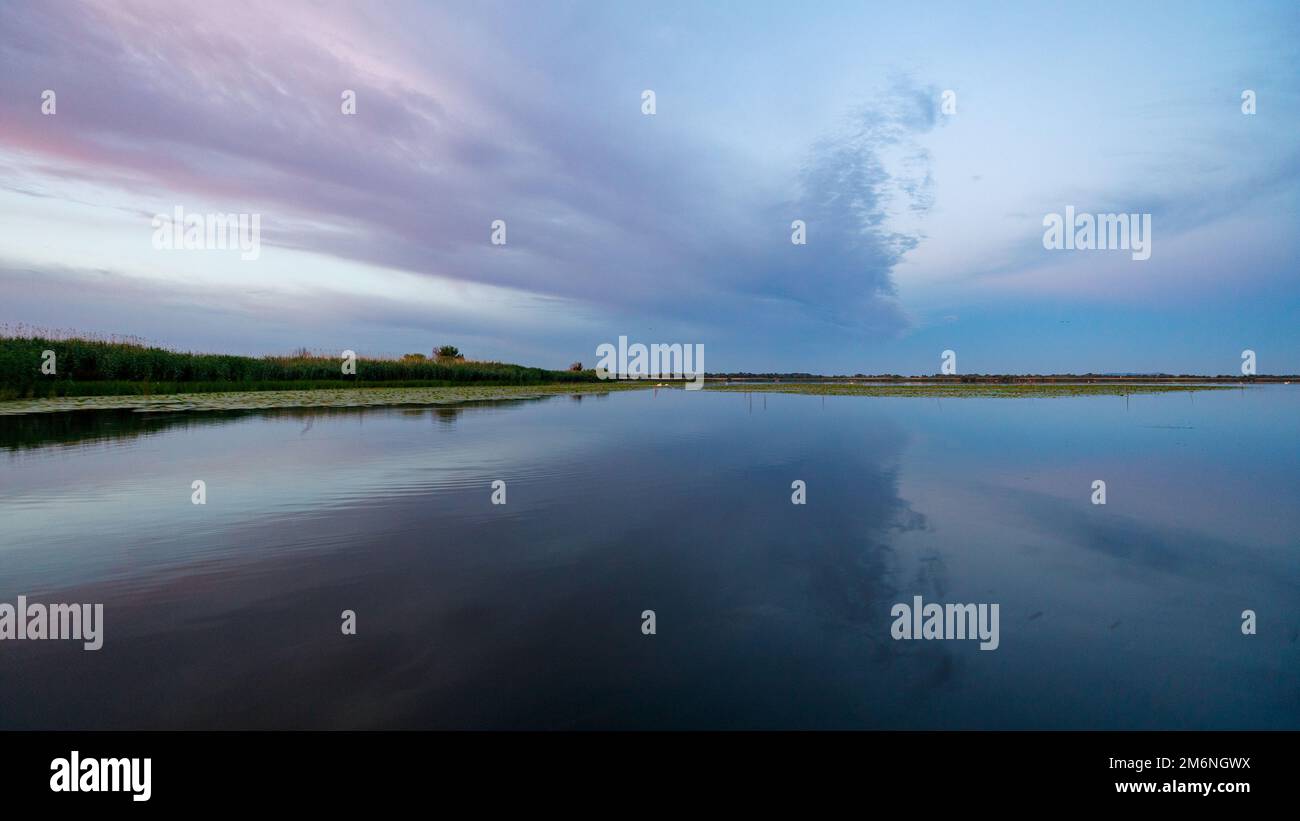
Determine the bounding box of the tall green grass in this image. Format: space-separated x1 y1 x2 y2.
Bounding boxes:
0 334 597 399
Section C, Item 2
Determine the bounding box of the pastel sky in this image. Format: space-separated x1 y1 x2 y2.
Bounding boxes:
1 0 1297 373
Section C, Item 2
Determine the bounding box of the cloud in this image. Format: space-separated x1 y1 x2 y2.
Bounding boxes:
0 0 935 355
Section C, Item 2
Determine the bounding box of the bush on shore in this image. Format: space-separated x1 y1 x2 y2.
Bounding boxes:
0 334 597 399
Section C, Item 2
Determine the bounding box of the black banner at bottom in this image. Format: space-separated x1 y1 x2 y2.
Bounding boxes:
2 730 1289 808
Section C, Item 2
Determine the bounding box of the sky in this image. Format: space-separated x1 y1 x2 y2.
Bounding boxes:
1 0 1297 374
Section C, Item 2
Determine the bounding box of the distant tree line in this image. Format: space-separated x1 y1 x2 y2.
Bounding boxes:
0 335 597 399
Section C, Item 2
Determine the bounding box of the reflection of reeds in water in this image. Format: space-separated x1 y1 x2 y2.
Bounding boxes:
0 383 640 421
0 393 618 451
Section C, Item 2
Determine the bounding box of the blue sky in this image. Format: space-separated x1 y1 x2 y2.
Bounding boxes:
1 0 1297 373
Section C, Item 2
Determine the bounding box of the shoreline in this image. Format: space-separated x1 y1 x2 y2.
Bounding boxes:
0 382 652 416
704 382 1241 398
0 379 1253 416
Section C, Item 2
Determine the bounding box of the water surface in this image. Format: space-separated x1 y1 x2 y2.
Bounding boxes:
1 387 1297 729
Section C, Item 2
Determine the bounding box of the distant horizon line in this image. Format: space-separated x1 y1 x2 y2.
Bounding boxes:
702 373 1298 381
3 325 1295 381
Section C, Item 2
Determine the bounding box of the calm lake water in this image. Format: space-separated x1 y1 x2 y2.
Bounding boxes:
1 387 1297 729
